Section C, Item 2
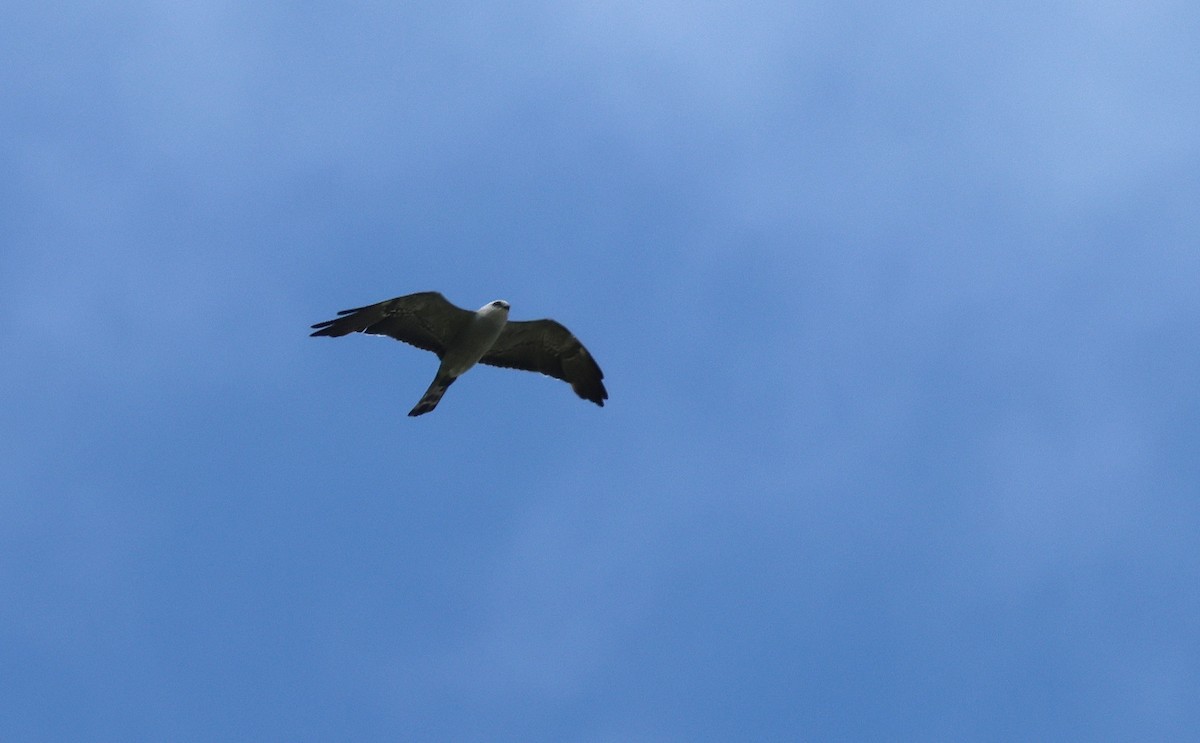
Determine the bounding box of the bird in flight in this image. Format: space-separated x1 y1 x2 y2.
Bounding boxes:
310 291 607 416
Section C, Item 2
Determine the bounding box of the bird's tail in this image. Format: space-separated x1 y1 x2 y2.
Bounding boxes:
408 374 456 417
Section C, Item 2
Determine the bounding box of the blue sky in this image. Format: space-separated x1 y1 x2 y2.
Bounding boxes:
3 2 1198 740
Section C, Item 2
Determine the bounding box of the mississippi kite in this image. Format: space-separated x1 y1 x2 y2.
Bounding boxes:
310 292 607 416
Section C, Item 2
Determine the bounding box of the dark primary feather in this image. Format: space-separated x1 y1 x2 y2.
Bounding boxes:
309 291 473 357
481 319 608 406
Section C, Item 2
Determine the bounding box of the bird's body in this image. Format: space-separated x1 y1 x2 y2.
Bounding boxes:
436 299 510 376
310 292 606 416
407 299 509 416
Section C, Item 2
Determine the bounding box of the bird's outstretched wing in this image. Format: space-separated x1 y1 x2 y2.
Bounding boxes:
480 319 607 406
309 291 474 358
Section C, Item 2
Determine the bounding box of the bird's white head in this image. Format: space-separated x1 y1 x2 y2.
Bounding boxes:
481 299 510 318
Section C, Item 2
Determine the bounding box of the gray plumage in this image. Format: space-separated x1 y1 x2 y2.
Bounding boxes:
310 291 607 416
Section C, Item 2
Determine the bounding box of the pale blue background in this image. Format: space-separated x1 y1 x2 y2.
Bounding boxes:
3 2 1198 740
